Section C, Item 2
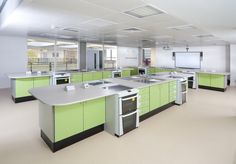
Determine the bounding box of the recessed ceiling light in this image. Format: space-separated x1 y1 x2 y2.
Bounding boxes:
124 5 165 18
168 24 196 30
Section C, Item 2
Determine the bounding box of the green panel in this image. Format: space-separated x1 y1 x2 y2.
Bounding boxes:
93 72 103 81
198 73 211 86
82 72 93 82
139 87 150 116
211 74 225 88
71 73 83 83
149 84 161 111
169 81 177 102
33 77 50 88
84 97 105 131
54 103 84 142
15 78 34 98
147 67 156 74
122 70 131 77
160 83 169 106
102 71 112 79
130 68 139 76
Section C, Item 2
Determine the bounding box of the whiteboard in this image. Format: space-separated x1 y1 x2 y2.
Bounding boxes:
175 52 202 69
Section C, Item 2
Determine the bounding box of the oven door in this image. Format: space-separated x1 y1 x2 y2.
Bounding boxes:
181 81 188 92
119 110 139 136
120 94 137 115
56 77 70 85
113 72 121 78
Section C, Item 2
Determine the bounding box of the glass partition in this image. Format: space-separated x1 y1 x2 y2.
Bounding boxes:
27 38 79 72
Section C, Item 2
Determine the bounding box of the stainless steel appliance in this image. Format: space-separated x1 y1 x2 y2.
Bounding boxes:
52 72 71 85
105 86 139 136
112 70 122 78
175 77 188 105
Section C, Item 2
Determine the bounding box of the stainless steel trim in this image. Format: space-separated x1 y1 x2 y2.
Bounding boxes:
121 110 138 118
121 95 137 101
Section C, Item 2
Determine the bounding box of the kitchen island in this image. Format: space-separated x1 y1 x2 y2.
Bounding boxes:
30 77 177 152
197 71 230 91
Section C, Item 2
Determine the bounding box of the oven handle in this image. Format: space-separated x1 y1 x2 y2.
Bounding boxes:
121 96 137 101
121 111 137 118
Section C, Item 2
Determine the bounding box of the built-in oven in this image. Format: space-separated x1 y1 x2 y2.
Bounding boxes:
138 67 147 75
112 70 122 78
52 72 71 85
117 91 139 136
181 80 188 92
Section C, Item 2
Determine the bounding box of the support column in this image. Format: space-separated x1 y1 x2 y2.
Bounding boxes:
79 42 87 70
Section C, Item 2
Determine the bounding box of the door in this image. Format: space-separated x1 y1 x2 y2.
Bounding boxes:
210 75 225 88
54 103 84 142
160 83 169 106
84 97 105 131
149 84 161 111
121 112 138 134
198 73 211 86
33 77 50 88
15 78 34 98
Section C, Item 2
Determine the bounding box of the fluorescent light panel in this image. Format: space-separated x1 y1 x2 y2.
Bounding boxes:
124 5 164 18
123 27 143 32
168 24 196 30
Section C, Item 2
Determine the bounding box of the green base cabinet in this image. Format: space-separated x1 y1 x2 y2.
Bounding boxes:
71 73 83 83
147 67 157 74
122 70 131 78
102 71 112 79
150 84 161 111
210 74 225 88
160 83 169 106
198 73 211 86
55 103 84 142
15 78 34 98
139 87 150 116
82 72 93 82
84 97 105 131
198 73 225 89
169 81 177 102
34 77 50 88
130 67 139 76
93 72 103 81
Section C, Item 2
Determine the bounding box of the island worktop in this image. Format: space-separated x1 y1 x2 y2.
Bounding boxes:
29 78 174 106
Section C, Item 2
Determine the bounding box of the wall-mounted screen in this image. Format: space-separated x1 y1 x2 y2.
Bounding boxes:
174 52 203 69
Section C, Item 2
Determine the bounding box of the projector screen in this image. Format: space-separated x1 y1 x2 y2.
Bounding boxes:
174 52 202 69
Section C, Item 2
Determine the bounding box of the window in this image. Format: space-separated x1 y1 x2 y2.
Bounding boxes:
142 48 151 66
27 38 78 72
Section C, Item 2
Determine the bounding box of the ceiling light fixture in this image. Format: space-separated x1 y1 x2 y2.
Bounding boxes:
123 27 143 32
124 5 165 18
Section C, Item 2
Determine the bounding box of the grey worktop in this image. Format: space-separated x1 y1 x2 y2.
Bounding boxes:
29 78 174 106
8 72 52 79
196 71 230 76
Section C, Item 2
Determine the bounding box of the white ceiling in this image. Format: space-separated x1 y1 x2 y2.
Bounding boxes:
0 0 233 47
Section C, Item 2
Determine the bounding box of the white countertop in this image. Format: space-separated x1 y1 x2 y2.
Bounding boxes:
8 73 52 79
29 78 174 106
196 71 230 76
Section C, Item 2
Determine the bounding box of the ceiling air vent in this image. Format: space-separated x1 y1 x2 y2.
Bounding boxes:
193 34 214 38
123 27 143 32
168 24 196 31
124 5 165 18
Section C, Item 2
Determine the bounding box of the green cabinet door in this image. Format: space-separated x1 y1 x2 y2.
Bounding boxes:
15 78 34 98
211 74 225 89
102 71 112 79
82 72 93 82
149 84 161 111
84 97 105 131
139 87 150 116
130 68 139 76
160 83 169 106
169 81 177 102
93 72 103 81
54 103 84 142
122 70 131 77
148 67 156 74
71 73 83 83
198 73 211 86
33 77 50 88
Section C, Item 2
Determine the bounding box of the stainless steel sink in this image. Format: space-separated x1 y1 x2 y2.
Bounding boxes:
101 85 132 91
88 81 111 86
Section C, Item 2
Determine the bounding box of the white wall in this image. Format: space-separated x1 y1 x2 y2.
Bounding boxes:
230 44 236 86
117 47 139 68
156 46 228 72
0 36 27 88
